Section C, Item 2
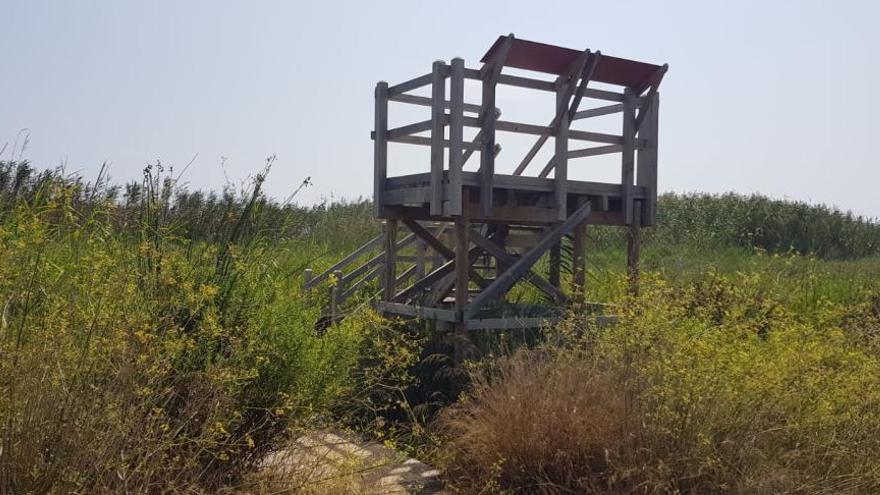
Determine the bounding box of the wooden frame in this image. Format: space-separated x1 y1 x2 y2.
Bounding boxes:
316 36 669 349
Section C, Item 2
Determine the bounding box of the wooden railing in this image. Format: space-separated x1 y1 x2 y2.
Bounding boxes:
372 54 663 225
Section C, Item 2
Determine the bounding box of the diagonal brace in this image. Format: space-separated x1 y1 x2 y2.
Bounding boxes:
468 228 568 304
464 201 592 319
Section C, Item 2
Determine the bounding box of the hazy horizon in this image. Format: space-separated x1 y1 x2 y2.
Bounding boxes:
2 0 878 218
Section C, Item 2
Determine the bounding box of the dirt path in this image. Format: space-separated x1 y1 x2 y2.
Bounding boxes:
257 431 446 494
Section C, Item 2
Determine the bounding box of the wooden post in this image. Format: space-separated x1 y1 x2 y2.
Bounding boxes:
454 207 470 362
430 61 446 216
448 58 465 216
480 74 496 217
374 81 389 218
331 270 344 321
637 92 659 225
572 199 587 308
415 240 426 280
494 225 509 280
383 219 398 301
627 205 641 295
621 88 636 225
555 78 570 221
549 243 561 288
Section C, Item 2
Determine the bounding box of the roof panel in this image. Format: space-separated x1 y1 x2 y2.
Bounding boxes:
481 36 663 90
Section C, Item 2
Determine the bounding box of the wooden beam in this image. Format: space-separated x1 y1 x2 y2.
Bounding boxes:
385 120 434 140
388 92 487 115
512 49 593 177
387 73 432 97
554 77 570 221
468 317 561 330
374 82 388 217
387 134 481 151
634 65 668 132
377 302 460 322
637 92 660 225
627 206 641 295
454 212 469 358
567 144 623 159
566 51 602 123
572 198 587 308
382 219 398 301
305 233 384 289
573 103 624 120
402 219 454 258
430 61 446 215
464 201 592 319
461 117 627 145
478 34 514 219
621 88 636 225
468 228 567 304
448 57 465 216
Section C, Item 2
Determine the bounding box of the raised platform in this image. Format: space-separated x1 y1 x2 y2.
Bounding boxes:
381 171 649 226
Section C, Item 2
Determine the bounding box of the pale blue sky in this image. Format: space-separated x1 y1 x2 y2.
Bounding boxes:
2 1 878 217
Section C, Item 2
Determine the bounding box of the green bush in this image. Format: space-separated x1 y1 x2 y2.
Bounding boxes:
440 271 880 494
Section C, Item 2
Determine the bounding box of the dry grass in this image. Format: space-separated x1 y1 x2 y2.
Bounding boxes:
439 275 880 494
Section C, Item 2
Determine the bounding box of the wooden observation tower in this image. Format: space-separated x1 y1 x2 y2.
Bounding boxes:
306 34 667 353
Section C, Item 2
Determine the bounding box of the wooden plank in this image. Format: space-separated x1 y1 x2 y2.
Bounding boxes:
477 71 627 102
549 243 561 287
385 120 434 140
376 302 460 322
374 82 388 217
573 103 624 120
555 77 570 220
567 144 623 159
342 233 417 283
462 117 626 145
341 263 382 301
430 61 446 215
382 219 398 300
403 219 454 259
627 206 641 295
455 213 469 318
637 92 659 225
572 198 587 307
387 134 481 151
566 51 602 122
621 88 636 225
468 317 561 330
387 73 432 97
464 201 592 319
468 228 567 304
448 57 465 216
480 77 496 217
388 92 486 115
306 233 384 289
382 186 430 205
477 35 514 220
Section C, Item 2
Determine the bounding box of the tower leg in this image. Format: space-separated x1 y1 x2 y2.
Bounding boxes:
572 212 587 309
454 213 470 362
383 219 398 301
627 206 641 296
549 242 561 288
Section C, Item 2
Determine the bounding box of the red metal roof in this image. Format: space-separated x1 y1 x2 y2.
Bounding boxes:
481 36 663 91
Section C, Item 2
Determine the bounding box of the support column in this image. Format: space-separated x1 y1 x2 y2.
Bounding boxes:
621 88 636 225
627 206 641 296
374 82 389 218
549 242 561 288
383 219 398 301
572 200 587 308
454 211 470 362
